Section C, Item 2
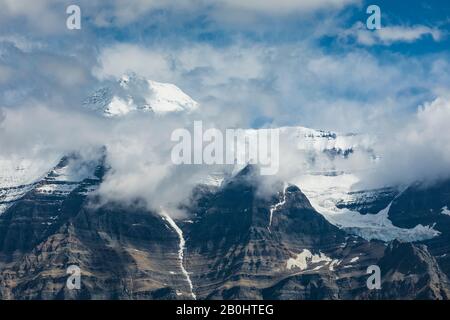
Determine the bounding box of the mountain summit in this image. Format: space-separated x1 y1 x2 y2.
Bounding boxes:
83 73 199 117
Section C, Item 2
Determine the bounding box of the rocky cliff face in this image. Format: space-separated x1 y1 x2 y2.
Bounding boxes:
181 166 450 299
387 180 450 288
1 159 449 300
0 153 189 299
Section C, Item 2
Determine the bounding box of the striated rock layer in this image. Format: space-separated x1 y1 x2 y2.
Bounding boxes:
0 160 449 300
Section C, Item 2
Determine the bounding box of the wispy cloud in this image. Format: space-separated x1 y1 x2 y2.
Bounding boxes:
344 22 444 45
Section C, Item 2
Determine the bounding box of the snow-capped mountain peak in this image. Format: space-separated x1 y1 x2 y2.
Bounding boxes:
83 73 199 117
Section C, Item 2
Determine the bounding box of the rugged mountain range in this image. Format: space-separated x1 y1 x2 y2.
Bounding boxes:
1 75 450 299
1 155 449 299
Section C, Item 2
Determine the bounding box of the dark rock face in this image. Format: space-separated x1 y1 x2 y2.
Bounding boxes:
388 180 450 285
182 168 449 299
389 180 450 229
0 162 449 300
373 241 450 299
0 154 189 299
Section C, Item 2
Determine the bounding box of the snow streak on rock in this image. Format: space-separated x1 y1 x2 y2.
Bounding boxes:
161 210 196 299
268 183 288 232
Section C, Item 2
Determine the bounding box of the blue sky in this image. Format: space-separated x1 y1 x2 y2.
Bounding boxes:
0 0 449 132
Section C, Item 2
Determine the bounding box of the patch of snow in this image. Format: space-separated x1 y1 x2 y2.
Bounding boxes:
35 183 80 195
350 257 359 263
286 249 332 271
198 172 226 187
329 259 341 271
312 265 323 271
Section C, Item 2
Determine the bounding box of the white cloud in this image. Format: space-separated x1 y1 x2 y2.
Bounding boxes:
214 0 358 15
0 64 12 84
94 43 266 85
0 0 358 34
1 0 450 211
346 22 444 46
0 35 44 52
0 103 225 216
377 25 443 43
360 96 450 188
93 44 173 81
0 0 64 34
92 40 450 134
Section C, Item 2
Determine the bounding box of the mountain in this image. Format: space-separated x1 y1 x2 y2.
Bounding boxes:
1 160 449 299
1 76 450 299
0 150 204 299
82 73 198 117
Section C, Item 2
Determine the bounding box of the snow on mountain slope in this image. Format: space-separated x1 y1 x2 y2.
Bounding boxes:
34 153 101 196
278 126 373 157
0 158 54 188
198 172 228 188
83 73 198 117
293 173 440 242
248 126 440 242
0 153 102 215
0 157 60 215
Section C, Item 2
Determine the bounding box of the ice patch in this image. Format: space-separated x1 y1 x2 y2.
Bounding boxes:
322 201 439 242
